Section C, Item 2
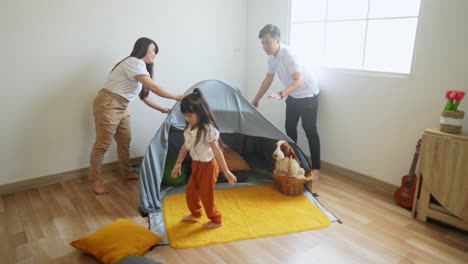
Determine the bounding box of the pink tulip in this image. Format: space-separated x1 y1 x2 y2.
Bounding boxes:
445 90 453 99
448 91 457 99
454 91 465 102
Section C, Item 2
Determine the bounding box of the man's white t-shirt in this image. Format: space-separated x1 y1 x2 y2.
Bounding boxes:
102 57 149 101
267 43 319 98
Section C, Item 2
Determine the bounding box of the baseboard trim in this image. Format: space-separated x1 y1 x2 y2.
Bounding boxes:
321 161 397 195
1 158 396 197
0 157 143 196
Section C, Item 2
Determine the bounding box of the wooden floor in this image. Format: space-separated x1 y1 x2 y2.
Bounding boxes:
1 169 467 264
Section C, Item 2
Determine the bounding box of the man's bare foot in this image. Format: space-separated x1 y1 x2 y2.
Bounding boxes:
312 170 320 183
203 221 222 229
181 214 201 222
92 181 108 195
122 172 139 181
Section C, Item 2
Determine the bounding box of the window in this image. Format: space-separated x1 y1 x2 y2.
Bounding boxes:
290 0 421 74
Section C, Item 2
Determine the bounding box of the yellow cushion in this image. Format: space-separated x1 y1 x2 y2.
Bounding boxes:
70 218 163 264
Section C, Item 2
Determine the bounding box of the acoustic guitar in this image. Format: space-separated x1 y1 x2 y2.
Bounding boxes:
394 139 422 209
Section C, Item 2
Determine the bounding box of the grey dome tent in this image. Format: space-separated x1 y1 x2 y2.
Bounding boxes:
138 79 312 214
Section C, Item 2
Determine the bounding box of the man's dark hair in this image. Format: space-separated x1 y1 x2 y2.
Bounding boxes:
258 24 281 39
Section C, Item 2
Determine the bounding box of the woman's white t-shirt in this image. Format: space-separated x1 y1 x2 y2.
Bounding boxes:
184 124 219 162
102 57 149 101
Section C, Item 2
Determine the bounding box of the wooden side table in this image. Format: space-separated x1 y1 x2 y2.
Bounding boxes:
412 128 468 231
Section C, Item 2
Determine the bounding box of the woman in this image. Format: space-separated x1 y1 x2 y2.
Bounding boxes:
90 37 184 195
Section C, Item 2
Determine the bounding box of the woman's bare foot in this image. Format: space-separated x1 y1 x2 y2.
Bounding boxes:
203 221 222 229
92 181 108 195
122 172 139 181
312 170 320 183
181 214 201 222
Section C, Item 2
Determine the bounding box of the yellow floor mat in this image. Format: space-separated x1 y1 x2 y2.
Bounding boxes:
163 183 331 248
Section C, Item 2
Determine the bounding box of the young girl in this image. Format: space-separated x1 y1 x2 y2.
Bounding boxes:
171 88 237 229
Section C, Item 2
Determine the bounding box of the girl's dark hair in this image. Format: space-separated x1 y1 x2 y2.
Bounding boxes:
111 37 159 99
180 88 221 147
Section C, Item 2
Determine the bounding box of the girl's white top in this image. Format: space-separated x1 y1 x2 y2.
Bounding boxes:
184 124 219 162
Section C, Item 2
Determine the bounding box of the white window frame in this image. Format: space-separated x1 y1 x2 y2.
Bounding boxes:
289 0 421 77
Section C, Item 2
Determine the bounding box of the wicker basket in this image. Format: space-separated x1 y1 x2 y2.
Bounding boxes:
272 173 313 196
440 110 464 134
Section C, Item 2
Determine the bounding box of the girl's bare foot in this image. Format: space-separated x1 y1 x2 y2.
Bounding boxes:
123 172 139 181
203 221 222 229
92 181 108 195
312 170 320 183
181 214 201 221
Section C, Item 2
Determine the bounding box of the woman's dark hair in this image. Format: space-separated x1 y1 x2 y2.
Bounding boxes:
111 37 159 99
180 88 222 147
258 24 281 39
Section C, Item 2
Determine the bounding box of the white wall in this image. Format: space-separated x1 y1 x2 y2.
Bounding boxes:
246 0 468 185
2 0 467 187
0 0 247 185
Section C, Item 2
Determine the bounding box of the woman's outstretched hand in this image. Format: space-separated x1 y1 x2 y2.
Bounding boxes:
175 94 185 101
160 107 171 114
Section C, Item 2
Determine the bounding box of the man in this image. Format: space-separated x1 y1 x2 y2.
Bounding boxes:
251 24 321 182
